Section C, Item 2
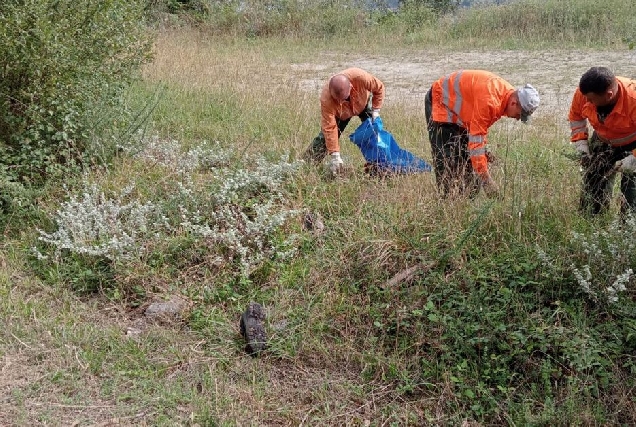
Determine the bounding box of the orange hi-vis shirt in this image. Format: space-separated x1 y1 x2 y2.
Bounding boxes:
431 70 514 177
320 67 385 154
569 77 636 155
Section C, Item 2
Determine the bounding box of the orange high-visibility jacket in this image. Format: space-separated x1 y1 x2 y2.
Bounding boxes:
569 77 636 155
320 67 385 154
430 70 515 177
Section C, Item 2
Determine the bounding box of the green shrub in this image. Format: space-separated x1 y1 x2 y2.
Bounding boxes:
0 0 153 185
32 139 302 295
397 0 437 33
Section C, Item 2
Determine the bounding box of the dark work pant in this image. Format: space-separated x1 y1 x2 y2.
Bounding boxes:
425 89 479 198
580 133 636 215
303 98 372 164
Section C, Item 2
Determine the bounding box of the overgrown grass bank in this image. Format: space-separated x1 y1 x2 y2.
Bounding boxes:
160 0 636 49
2 0 636 424
448 0 636 49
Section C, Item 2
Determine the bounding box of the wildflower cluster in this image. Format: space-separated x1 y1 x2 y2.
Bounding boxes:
35 136 303 283
173 153 302 275
129 135 232 173
36 183 160 262
537 215 636 304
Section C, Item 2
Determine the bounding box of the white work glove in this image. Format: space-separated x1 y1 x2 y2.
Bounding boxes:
371 109 380 121
615 154 636 173
329 152 344 175
574 140 590 155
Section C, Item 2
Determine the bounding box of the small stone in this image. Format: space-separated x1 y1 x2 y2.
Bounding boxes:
144 297 188 320
125 327 143 337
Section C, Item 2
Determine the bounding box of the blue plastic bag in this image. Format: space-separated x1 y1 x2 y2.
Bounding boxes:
349 118 432 174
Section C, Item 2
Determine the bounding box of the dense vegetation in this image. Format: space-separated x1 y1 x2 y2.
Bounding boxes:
145 0 636 45
0 0 152 185
1 0 636 424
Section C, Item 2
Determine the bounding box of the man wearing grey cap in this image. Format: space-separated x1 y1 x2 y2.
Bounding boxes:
425 70 540 199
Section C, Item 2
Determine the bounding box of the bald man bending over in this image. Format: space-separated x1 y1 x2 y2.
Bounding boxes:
303 67 385 175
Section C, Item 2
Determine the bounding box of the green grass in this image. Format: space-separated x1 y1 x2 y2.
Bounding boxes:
2 0 636 424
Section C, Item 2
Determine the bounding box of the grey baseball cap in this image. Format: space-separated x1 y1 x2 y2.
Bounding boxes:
517 84 540 123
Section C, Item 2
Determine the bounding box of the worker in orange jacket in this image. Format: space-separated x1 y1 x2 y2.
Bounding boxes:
569 66 636 215
303 67 385 175
424 70 540 198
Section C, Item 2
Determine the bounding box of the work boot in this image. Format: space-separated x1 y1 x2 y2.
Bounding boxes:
239 302 267 357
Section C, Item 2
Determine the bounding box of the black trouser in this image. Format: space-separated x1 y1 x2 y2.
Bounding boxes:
302 98 372 164
580 133 636 215
425 89 479 198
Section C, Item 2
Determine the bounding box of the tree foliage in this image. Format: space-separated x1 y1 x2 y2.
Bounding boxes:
0 0 153 184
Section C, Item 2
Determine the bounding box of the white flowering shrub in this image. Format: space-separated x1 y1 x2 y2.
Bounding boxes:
537 215 636 304
34 136 303 292
168 152 302 276
124 135 232 173
36 183 161 262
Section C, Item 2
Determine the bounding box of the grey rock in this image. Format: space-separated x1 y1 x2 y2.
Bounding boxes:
144 298 187 318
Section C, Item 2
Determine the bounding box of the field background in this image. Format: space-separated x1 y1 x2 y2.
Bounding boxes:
2 0 636 425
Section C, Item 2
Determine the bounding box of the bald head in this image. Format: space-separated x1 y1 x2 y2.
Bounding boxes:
329 74 351 102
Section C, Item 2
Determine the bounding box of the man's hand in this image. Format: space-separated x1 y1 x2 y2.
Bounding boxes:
574 140 590 155
481 174 500 199
371 109 380 122
573 140 591 167
485 150 497 164
615 154 636 173
329 152 344 176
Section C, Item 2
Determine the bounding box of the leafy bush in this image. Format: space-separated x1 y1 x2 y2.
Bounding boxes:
359 238 636 422
36 183 160 262
0 0 153 185
202 0 381 38
401 0 459 15
381 0 436 33
197 0 451 38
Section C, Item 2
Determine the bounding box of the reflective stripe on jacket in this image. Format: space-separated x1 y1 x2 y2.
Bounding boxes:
569 77 636 155
430 70 514 177
320 68 385 154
